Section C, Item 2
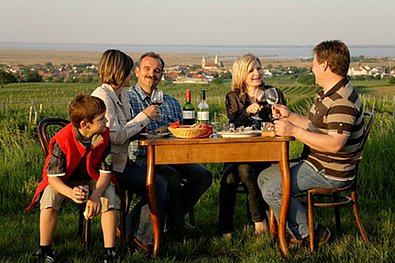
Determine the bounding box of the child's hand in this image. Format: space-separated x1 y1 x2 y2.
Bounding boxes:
83 193 102 219
71 186 88 204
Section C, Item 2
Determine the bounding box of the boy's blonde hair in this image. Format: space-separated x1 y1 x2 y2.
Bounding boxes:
98 49 134 89
231 54 262 94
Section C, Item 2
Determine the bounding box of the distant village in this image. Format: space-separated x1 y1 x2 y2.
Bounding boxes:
1 55 395 84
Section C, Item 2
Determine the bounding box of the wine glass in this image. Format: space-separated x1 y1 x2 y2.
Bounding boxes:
151 89 164 106
251 89 266 121
265 87 279 106
265 87 279 121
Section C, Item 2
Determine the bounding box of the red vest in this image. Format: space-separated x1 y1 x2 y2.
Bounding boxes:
26 124 112 211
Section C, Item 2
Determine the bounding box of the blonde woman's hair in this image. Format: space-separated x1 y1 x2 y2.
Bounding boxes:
231 54 262 94
98 49 134 89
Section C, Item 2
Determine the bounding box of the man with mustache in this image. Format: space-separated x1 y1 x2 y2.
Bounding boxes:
128 52 213 243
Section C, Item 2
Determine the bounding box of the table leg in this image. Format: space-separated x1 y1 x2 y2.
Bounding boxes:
278 143 291 258
146 146 161 257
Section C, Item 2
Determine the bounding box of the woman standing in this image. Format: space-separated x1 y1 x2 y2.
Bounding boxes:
219 54 286 239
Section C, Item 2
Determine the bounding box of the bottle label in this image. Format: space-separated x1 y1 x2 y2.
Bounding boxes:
183 110 194 119
197 111 209 121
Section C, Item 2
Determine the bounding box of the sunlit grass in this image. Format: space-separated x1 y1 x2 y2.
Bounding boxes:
1 81 395 262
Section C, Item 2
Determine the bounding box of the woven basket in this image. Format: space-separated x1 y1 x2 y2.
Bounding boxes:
168 126 208 139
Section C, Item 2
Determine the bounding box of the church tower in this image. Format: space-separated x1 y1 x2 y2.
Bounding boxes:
214 54 218 65
202 56 206 68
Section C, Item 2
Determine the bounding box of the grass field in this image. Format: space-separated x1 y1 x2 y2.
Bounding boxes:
1 79 395 262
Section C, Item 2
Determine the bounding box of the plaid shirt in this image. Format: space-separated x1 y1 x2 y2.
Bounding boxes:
128 84 182 159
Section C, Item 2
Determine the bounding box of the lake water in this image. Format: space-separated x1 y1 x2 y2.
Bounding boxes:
1 42 395 59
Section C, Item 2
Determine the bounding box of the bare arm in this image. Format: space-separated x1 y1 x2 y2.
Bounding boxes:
276 118 349 152
48 177 86 204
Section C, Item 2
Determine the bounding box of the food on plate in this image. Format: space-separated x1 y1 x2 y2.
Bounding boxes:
147 126 169 135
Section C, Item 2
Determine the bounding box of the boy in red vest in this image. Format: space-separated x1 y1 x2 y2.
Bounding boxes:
27 94 119 262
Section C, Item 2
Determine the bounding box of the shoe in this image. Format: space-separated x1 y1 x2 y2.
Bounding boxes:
286 232 305 249
33 249 55 263
133 237 152 253
103 249 116 263
288 224 331 249
313 224 331 246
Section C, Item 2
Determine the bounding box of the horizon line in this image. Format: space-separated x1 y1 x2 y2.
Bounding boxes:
1 41 395 49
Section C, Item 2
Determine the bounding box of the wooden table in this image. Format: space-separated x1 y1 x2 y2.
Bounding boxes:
139 136 294 257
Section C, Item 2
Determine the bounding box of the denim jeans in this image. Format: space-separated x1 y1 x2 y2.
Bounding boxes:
258 160 352 240
136 158 213 229
116 160 167 244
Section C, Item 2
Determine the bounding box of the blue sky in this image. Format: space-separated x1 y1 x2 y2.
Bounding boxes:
1 0 394 46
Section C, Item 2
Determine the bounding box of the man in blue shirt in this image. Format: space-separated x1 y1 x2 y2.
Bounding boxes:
129 52 213 240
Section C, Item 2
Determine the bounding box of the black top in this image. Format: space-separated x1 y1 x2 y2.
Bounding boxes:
225 84 286 128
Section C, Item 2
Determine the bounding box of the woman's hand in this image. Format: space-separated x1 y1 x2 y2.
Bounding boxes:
246 103 262 115
143 105 160 120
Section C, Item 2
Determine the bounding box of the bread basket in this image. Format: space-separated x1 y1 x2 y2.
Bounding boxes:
168 126 209 139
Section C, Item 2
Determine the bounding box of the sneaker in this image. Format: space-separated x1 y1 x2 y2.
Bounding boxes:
313 224 331 246
103 249 116 263
33 249 55 263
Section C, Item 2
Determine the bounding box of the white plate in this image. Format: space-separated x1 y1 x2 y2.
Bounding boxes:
139 132 171 139
217 131 261 138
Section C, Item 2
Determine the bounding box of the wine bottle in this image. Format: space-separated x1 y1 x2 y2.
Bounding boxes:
197 89 209 124
182 89 195 125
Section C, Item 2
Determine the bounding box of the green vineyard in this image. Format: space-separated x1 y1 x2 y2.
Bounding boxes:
1 79 395 262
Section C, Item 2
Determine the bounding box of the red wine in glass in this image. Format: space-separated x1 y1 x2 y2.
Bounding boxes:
151 89 163 106
251 89 265 121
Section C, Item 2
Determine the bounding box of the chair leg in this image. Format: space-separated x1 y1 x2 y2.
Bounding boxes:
351 191 368 242
246 199 251 221
119 196 126 242
84 218 91 253
119 189 130 242
189 208 196 226
307 192 315 252
334 193 341 232
79 205 85 236
268 208 277 238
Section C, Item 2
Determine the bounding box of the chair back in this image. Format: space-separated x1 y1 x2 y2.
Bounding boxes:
38 118 70 156
356 111 374 161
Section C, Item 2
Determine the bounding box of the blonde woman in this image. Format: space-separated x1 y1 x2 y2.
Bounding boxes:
219 54 286 239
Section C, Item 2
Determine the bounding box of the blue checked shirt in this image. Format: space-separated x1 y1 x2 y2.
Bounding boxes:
128 84 183 159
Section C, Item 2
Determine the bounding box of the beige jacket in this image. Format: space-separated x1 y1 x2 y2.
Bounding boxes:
92 84 150 172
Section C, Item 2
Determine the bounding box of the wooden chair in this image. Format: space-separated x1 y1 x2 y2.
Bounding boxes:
306 111 374 251
38 117 91 252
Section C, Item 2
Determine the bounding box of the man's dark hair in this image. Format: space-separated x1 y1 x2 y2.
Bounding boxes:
138 52 165 71
313 40 350 77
